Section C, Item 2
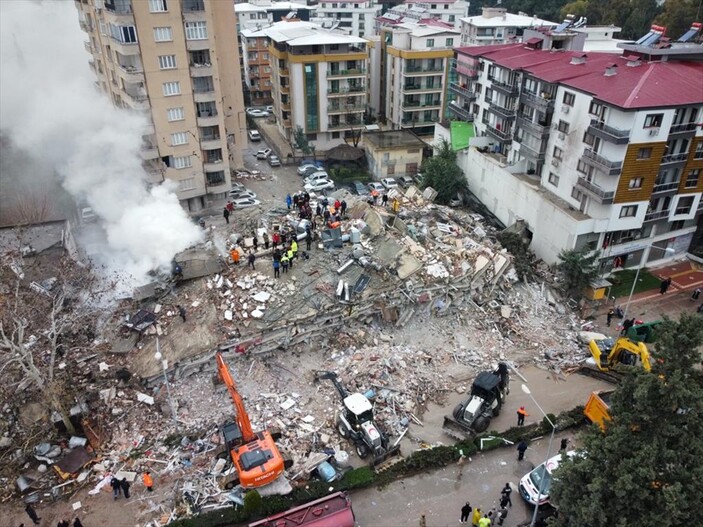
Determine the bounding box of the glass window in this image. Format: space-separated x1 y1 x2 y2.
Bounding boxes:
446 38 454 47
158 55 176 69
185 21 208 40
548 173 559 187
178 177 196 191
675 196 694 215
557 120 569 133
619 205 638 218
553 146 563 160
162 82 180 96
426 39 434 47
154 27 172 42
628 177 643 189
644 113 663 128
173 155 192 169
637 147 652 160
563 92 575 106
171 132 188 146
167 107 184 121
148 0 168 12
685 169 700 188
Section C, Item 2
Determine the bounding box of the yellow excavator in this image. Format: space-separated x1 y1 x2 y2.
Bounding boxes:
588 336 651 373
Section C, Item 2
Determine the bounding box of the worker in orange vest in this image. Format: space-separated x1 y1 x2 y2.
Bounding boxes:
143 471 153 492
517 406 529 426
230 248 240 265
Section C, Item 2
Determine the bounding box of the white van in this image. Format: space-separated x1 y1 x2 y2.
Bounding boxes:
519 451 575 505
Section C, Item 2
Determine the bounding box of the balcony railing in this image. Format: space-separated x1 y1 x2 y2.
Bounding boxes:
327 68 367 78
328 86 366 95
519 142 545 161
576 177 615 204
448 103 474 122
520 90 555 109
485 124 512 143
403 84 442 92
328 103 366 113
581 148 623 176
488 103 516 120
405 65 444 74
455 63 479 78
84 41 93 54
652 181 680 194
669 122 697 136
661 152 688 165
489 78 519 96
587 119 630 145
328 120 362 130
449 82 477 100
401 117 439 125
517 117 549 136
644 209 671 222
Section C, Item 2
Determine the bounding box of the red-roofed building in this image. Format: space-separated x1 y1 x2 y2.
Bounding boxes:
445 43 703 268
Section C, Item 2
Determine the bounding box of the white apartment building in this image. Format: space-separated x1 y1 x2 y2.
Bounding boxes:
235 1 313 31
446 42 703 269
459 7 556 46
381 0 469 30
313 0 382 38
382 23 459 137
75 0 246 211
265 22 370 150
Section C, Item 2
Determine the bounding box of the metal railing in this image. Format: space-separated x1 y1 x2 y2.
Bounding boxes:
652 181 680 193
449 82 477 100
448 104 474 122
519 142 545 161
669 122 697 135
405 65 444 74
517 117 548 136
488 103 516 120
644 209 671 222
582 148 623 175
588 119 629 144
520 90 555 109
576 177 615 204
328 68 366 77
661 152 688 164
489 78 519 95
485 124 512 142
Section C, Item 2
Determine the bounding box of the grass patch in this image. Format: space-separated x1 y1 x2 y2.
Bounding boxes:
609 268 661 298
328 167 372 183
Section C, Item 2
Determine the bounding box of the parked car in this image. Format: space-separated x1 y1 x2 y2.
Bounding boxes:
265 105 274 112
398 175 414 188
298 164 323 176
231 197 261 208
246 108 270 118
304 179 335 192
349 180 370 195
414 172 425 186
367 182 385 193
229 190 257 200
299 159 324 169
256 148 272 159
230 182 247 193
304 172 331 185
519 451 576 506
248 130 261 141
80 206 97 223
268 154 281 167
381 177 398 189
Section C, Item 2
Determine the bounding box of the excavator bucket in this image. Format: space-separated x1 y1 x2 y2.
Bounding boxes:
372 444 402 471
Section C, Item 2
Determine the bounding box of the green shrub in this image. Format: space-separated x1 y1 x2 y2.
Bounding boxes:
243 490 263 515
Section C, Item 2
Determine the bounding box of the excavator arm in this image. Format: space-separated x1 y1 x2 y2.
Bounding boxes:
216 353 255 442
314 371 349 400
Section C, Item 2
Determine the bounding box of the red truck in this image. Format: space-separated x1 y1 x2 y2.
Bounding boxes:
248 492 355 527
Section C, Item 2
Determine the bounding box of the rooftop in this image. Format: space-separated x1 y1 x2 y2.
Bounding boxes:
456 44 703 109
263 20 368 46
234 1 310 13
364 130 427 150
460 10 557 28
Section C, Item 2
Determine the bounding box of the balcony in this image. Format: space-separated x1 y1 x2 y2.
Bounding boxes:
448 103 474 122
520 90 555 110
122 91 149 110
201 137 222 150
104 3 134 23
485 124 512 143
519 142 545 161
455 64 479 78
282 118 291 127
328 103 366 114
404 65 445 75
644 209 671 222
660 152 688 166
327 87 366 96
203 160 225 172
183 10 207 23
279 84 290 94
84 41 94 54
186 39 210 51
280 69 290 77
576 177 615 204
581 148 623 176
139 145 159 161
190 63 213 77
489 78 519 96
401 117 439 126
652 180 681 194
587 119 630 145
110 39 140 56
449 82 477 100
116 64 144 83
516 117 549 137
669 122 697 137
403 84 442 94
196 114 219 126
194 91 216 103
403 99 441 111
328 120 362 130
327 68 367 78
79 20 93 33
488 103 516 120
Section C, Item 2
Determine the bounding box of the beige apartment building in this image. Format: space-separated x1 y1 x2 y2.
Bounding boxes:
75 0 246 211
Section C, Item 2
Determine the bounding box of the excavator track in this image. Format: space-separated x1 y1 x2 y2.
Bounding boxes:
575 365 621 385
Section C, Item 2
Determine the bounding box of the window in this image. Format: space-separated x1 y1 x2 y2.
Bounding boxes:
560 92 575 107
185 21 207 40
162 81 180 96
553 146 563 160
588 101 603 117
685 169 700 188
637 147 652 160
628 177 644 189
178 177 196 191
571 187 585 201
426 39 434 47
387 165 395 175
405 162 418 174
153 27 172 42
548 173 559 187
583 132 595 147
167 107 184 121
695 141 703 160
644 113 663 128
158 55 176 69
446 38 454 47
557 120 570 134
171 132 188 146
619 205 638 218
675 196 694 215
173 155 192 169
670 220 684 231
449 15 455 22
110 24 137 43
206 171 226 186
148 0 168 12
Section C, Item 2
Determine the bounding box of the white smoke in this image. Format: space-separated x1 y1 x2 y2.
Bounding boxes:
0 0 203 288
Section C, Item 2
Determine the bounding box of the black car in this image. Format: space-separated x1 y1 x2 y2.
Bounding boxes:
349 180 370 195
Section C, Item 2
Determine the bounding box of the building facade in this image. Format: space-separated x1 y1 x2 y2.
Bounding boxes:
75 0 246 211
447 42 703 268
381 24 459 137
314 0 382 38
459 7 556 47
265 22 371 150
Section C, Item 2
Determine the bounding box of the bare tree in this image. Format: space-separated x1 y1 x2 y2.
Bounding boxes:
1 189 57 226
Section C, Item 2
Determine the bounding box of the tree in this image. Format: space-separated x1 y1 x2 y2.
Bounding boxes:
420 140 468 205
497 231 536 281
550 315 703 527
556 248 599 300
656 0 700 41
293 126 313 157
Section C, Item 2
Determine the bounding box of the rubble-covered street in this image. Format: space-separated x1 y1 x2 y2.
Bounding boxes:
1 169 596 526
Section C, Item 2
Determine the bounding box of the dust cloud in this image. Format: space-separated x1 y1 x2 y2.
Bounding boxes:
0 0 203 290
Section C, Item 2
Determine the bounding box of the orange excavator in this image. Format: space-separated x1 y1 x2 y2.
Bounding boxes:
216 352 288 488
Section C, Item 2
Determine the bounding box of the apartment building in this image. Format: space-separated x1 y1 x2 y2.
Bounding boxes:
459 7 556 46
446 40 703 268
314 0 382 38
396 0 468 29
381 23 459 137
75 0 246 211
264 22 371 150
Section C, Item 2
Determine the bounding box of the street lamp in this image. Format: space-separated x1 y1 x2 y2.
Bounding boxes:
521 384 556 527
155 338 179 432
622 244 675 321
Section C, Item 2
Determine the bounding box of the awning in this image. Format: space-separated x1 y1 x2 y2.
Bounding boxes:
526 37 543 45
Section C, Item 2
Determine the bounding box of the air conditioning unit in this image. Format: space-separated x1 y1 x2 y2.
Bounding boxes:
649 128 659 136
561 106 570 114
551 159 560 167
558 132 566 140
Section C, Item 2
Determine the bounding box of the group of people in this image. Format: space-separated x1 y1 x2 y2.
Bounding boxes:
111 471 153 501
458 483 512 526
287 192 316 221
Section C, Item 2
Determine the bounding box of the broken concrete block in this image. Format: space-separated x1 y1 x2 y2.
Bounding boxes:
224 310 233 321
251 309 264 318
280 398 296 410
137 393 155 405
253 291 271 303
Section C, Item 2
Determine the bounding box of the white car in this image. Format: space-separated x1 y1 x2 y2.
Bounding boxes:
231 197 261 208
248 130 261 141
381 177 398 189
367 182 385 193
298 164 323 176
231 182 247 193
247 109 270 118
256 148 272 160
519 451 576 506
304 172 330 185
304 179 335 192
265 105 274 112
229 190 257 200
268 154 281 167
